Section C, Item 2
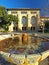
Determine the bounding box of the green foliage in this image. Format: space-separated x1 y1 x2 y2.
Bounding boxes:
3 14 9 22
0 11 3 17
0 6 18 31
8 15 14 21
8 15 18 24
45 21 49 29
0 6 7 16
13 15 18 24
2 15 10 31
0 6 8 30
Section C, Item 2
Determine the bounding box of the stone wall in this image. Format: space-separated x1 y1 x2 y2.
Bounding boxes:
7 9 40 32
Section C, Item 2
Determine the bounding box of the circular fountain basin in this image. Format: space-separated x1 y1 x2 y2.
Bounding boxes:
0 33 49 64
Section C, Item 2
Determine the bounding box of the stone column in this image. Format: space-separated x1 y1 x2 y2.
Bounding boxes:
27 11 31 30
36 11 40 32
17 11 22 30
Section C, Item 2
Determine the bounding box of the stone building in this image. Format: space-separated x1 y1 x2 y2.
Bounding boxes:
7 8 49 32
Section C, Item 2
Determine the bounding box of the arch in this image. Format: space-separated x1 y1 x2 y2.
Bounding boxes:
22 16 27 30
22 16 27 25
31 16 36 24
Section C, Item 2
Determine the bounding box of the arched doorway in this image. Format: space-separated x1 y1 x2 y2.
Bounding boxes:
22 16 27 31
31 16 36 31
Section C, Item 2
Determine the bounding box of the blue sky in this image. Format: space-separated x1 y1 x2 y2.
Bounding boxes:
0 0 48 16
0 0 48 8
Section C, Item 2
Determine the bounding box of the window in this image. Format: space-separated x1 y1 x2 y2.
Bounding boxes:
31 12 36 14
22 16 27 25
11 11 17 14
31 17 36 24
21 11 27 14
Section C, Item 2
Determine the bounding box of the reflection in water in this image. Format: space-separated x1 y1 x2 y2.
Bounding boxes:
0 34 49 54
22 33 28 45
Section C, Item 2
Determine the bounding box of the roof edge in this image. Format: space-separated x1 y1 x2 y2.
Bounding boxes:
6 8 41 10
40 16 49 18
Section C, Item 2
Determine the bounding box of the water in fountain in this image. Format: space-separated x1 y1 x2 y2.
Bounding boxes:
0 33 49 54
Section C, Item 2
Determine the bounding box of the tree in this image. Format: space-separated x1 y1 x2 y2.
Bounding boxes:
0 6 8 30
0 6 7 16
0 6 18 31
8 15 18 31
0 11 3 17
8 15 18 23
13 15 18 24
45 21 49 30
2 14 11 30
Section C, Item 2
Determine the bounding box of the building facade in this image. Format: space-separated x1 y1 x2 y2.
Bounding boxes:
7 8 49 32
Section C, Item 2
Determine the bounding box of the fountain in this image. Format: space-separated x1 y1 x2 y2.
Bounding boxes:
0 33 49 65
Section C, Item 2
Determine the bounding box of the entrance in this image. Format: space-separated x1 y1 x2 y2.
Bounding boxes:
22 27 27 31
13 26 18 31
31 27 35 31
